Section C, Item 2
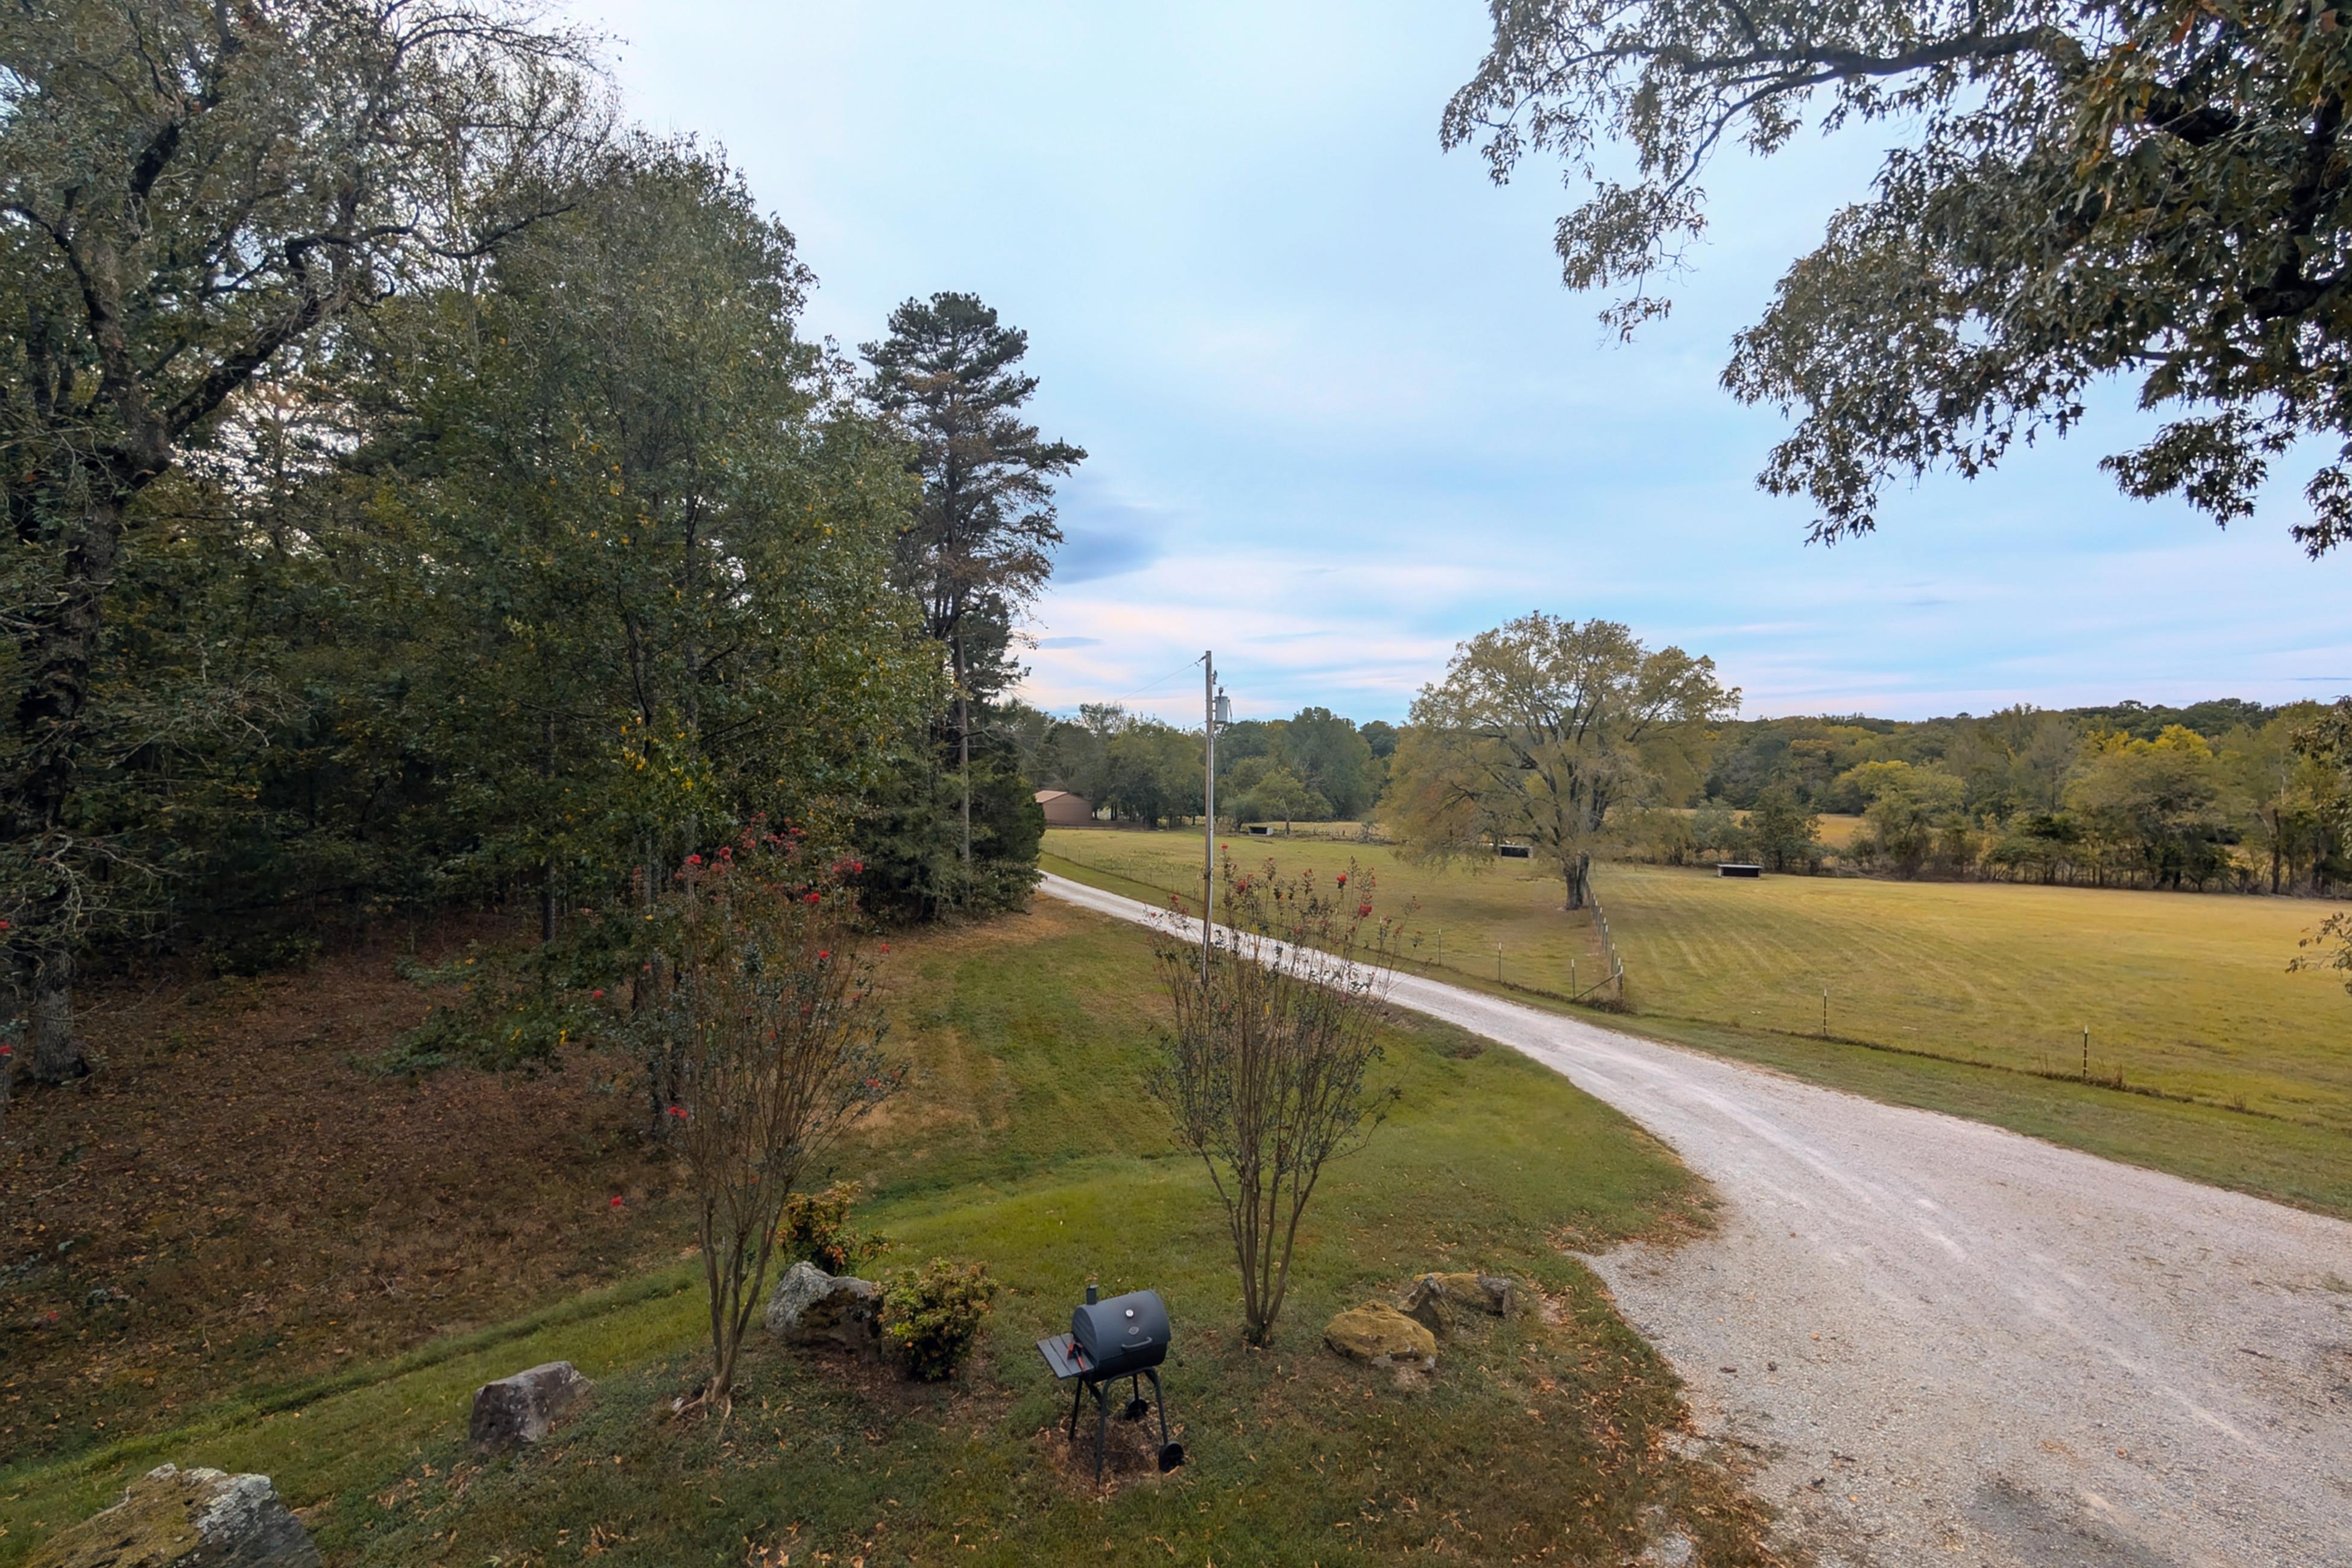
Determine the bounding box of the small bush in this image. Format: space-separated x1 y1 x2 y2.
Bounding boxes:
879 1258 998 1381
777 1182 884 1275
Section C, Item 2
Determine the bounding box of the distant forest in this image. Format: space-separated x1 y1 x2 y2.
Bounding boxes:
1682 699 2343 895
1027 696 2350 899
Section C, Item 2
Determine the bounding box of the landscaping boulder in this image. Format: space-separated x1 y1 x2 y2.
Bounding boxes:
1401 1271 1516 1333
28 1463 319 1568
764 1260 881 1350
1324 1303 1437 1370
468 1361 593 1453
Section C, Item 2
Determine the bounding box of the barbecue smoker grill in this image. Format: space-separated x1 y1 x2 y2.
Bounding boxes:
1038 1285 1184 1482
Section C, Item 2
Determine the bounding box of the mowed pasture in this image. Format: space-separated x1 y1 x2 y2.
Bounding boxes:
1044 827 2352 1212
1043 828 1612 993
1600 864 2352 1130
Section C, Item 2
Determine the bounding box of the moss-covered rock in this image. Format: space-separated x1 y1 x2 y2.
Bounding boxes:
1323 1303 1437 1369
27 1464 318 1567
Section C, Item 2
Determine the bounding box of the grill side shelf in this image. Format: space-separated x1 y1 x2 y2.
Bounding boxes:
1037 1333 1088 1381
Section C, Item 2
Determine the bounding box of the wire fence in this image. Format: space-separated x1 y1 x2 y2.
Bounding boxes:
1575 878 1627 1006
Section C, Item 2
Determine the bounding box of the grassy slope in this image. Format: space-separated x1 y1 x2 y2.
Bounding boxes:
1045 831 2352 1217
1 902 1778 1567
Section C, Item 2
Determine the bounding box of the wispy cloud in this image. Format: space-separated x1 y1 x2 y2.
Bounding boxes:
596 0 2352 724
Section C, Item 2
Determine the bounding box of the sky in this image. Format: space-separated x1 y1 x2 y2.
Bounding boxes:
579 1 2352 726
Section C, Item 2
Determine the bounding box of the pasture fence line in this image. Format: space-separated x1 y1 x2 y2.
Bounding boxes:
1574 877 1627 1006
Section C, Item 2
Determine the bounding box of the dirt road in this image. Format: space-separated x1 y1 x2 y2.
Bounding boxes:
1041 874 2352 1567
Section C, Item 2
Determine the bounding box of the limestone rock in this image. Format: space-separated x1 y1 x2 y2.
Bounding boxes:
1401 1271 1516 1333
468 1361 593 1453
28 1463 320 1568
1324 1303 1437 1370
764 1261 880 1349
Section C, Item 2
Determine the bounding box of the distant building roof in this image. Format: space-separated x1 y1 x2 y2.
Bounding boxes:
1035 790 1071 803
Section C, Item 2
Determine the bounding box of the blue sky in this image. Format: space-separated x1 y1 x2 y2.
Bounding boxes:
585 1 2352 725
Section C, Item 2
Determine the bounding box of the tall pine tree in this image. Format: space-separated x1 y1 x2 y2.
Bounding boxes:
861 294 1082 908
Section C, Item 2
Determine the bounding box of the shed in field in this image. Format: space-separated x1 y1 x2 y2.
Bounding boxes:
1035 790 1096 827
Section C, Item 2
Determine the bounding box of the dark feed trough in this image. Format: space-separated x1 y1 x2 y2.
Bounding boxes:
1038 1285 1184 1483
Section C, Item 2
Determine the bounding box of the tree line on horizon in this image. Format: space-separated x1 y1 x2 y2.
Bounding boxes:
1680 701 2352 895
1027 675 2352 900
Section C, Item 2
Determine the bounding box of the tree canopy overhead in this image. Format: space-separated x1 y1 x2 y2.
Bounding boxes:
1446 0 2352 553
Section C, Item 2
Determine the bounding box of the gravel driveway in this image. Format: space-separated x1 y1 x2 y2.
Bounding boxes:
1042 874 2352 1567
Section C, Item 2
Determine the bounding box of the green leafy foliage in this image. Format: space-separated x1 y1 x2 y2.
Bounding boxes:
1449 0 2352 551
1385 615 1738 908
878 1258 999 1381
777 1182 888 1276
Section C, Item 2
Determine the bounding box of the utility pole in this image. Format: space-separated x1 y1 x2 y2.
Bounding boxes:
1202 652 1219 986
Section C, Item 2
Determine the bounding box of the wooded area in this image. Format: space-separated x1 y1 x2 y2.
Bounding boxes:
1 4 1071 1089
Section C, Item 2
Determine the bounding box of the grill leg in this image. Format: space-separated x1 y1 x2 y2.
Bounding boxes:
1066 1375 1085 1441
1093 1381 1110 1485
1146 1367 1171 1449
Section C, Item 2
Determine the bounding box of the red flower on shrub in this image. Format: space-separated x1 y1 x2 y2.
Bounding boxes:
805 892 821 904
880 943 889 954
816 949 830 960
1335 874 1346 887
1356 901 1373 918
687 853 702 865
591 987 606 1000
667 1104 688 1119
609 1195 623 1208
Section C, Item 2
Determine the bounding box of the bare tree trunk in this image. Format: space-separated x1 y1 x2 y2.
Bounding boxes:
26 956 84 1085
541 716 558 942
954 634 972 869
7 486 130 1086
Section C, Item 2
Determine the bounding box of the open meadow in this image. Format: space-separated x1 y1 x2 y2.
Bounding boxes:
0 901 1776 1567
1044 827 2352 1214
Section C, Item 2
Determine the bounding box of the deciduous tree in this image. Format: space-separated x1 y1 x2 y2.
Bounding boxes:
1386 615 1736 907
1448 0 2352 552
0 0 601 1081
1153 859 1400 1346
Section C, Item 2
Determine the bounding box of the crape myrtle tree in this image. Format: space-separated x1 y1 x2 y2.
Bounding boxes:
0 0 604 1083
1386 614 1736 908
1448 0 2352 553
1154 858 1401 1346
861 293 1082 915
658 831 899 1408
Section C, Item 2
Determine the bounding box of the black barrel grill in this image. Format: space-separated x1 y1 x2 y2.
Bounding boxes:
1038 1286 1184 1482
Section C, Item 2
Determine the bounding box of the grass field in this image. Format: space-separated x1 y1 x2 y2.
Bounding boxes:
0 901 1777 1567
1045 828 1613 997
1598 864 2352 1124
1044 828 2352 1215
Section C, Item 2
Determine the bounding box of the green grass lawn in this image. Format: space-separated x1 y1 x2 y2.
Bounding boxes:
1045 828 2352 1217
1 901 1776 1567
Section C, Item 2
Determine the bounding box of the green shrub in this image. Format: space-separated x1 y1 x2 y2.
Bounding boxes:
777 1182 884 1276
878 1258 998 1381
